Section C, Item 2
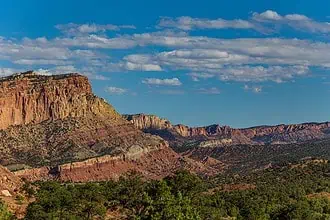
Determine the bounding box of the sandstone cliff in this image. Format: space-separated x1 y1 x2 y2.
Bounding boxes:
0 72 169 167
0 71 221 182
125 114 330 147
0 71 121 130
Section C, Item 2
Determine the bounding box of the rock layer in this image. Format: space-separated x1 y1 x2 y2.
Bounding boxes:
15 146 223 182
124 114 330 147
0 71 121 130
0 71 222 182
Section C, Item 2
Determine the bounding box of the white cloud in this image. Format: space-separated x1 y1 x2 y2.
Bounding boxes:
253 10 282 21
253 10 330 33
123 62 162 71
1 14 330 85
122 48 310 82
197 87 221 94
188 72 215 81
55 23 136 35
0 68 23 77
142 78 182 86
158 16 257 31
13 59 73 65
104 86 127 95
217 65 308 83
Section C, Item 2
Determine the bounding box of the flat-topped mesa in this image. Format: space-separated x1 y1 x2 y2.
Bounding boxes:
0 71 120 130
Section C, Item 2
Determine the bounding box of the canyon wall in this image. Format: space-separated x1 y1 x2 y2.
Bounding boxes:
125 114 330 145
0 71 121 130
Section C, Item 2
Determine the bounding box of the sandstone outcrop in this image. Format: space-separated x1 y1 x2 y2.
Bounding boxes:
0 71 122 130
15 146 223 182
125 114 330 147
0 71 222 182
0 71 167 167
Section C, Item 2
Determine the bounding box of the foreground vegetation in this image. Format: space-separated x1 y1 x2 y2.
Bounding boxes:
0 201 14 220
18 160 330 219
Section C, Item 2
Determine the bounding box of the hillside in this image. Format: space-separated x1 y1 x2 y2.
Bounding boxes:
23 161 330 219
124 113 330 148
125 114 330 173
0 71 218 181
0 165 27 218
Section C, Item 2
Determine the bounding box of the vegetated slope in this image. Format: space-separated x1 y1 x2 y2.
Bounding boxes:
183 139 330 174
124 113 330 149
125 114 330 173
0 165 27 218
24 161 330 220
0 71 219 181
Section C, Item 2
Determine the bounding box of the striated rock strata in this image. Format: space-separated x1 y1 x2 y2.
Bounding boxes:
15 146 224 182
124 114 330 148
0 71 222 182
0 71 120 130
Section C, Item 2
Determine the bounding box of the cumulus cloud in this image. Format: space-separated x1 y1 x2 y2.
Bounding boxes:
55 23 136 35
104 86 127 95
0 13 330 85
142 78 182 86
122 49 310 82
252 10 330 33
158 11 330 34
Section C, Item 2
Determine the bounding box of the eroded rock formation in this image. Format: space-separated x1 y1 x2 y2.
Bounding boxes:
0 71 122 130
0 71 221 182
125 114 330 146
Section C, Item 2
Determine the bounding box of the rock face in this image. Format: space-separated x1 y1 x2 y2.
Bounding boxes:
0 72 168 168
124 114 330 148
0 71 121 130
15 146 223 182
124 114 172 130
0 71 221 182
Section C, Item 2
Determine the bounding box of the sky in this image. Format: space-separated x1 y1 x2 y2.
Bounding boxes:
0 0 329 128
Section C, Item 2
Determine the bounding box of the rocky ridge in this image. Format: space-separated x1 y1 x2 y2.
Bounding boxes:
124 114 330 148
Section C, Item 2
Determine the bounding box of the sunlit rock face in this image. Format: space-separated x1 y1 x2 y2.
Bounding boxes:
125 113 330 146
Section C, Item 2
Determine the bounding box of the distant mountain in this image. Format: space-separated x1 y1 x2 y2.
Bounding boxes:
124 113 330 150
0 71 218 182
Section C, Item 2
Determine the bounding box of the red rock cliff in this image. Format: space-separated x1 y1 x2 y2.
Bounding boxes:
0 71 119 130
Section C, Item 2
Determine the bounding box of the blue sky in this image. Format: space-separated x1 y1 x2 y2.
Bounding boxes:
0 0 329 128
